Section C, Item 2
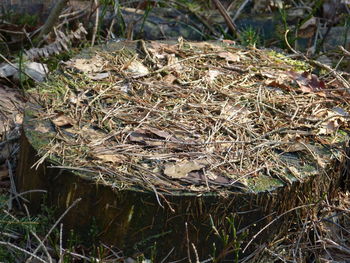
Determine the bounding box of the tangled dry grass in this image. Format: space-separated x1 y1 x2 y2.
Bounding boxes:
254 192 350 263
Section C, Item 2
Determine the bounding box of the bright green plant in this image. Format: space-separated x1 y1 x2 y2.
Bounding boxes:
240 26 261 47
210 213 246 263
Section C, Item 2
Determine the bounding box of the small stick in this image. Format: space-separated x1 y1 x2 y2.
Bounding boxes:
339 45 350 56
91 0 100 46
243 203 315 253
191 243 200 263
36 0 68 44
7 160 20 210
212 0 240 38
0 241 47 263
185 222 192 263
25 198 82 263
232 0 250 22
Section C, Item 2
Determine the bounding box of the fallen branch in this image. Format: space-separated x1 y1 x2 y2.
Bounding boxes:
36 0 68 44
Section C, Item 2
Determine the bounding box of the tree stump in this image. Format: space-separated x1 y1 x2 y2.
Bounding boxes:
16 40 349 261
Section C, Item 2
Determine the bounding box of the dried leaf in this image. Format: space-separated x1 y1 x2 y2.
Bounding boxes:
96 154 124 163
125 60 149 76
220 104 251 121
34 123 51 134
0 63 17 78
266 71 327 96
65 55 104 73
288 166 302 180
0 84 24 134
52 114 75 127
129 128 178 147
0 62 48 82
285 143 306 152
332 107 349 117
89 72 110 80
25 24 88 60
166 54 182 72
221 39 236 45
295 72 326 95
315 107 348 135
22 62 48 82
204 69 221 83
149 42 179 55
217 51 240 62
162 74 177 84
192 42 220 50
164 160 208 178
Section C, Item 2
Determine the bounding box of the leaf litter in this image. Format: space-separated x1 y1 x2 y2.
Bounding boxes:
29 40 350 194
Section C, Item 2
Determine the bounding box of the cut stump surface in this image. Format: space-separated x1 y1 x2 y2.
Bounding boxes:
17 40 349 260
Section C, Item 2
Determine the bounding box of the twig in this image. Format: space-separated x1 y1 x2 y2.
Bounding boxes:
4 207 53 263
91 0 100 46
242 204 315 253
0 241 47 263
211 0 240 38
107 0 120 40
339 45 350 56
6 160 20 210
25 198 82 263
232 0 250 22
185 222 192 263
323 238 350 255
36 0 68 44
191 243 200 263
59 223 63 263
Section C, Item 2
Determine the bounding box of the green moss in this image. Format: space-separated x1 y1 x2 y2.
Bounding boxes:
267 50 311 71
248 175 284 192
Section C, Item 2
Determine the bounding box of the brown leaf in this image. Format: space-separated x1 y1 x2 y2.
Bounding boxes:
34 123 51 133
95 154 125 163
149 41 178 54
221 39 236 45
166 54 182 72
146 127 173 139
217 51 240 62
129 128 178 146
162 74 177 84
0 84 24 134
192 42 220 50
266 71 327 96
295 72 326 95
164 160 208 178
186 170 231 185
52 113 75 127
204 70 221 83
65 55 104 73
125 60 149 76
